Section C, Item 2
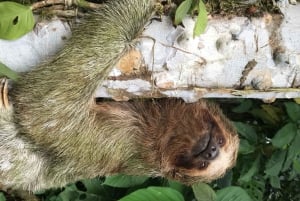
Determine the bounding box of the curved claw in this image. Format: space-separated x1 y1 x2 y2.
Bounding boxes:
0 78 9 109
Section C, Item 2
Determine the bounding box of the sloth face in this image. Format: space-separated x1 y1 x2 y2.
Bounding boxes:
158 101 239 184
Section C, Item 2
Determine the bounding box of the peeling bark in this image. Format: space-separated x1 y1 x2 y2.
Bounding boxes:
0 1 299 102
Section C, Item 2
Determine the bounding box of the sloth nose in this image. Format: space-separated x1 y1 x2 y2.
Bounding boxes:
202 145 219 160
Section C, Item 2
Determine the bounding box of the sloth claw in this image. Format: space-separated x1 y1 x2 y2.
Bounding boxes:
0 78 9 109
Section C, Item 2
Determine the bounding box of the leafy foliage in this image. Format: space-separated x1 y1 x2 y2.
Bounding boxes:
0 1 32 79
119 187 185 201
228 99 300 201
216 186 252 201
192 183 216 201
175 0 208 36
103 174 148 188
193 0 207 37
175 0 194 25
0 193 6 201
0 62 19 81
0 1 34 40
31 99 300 201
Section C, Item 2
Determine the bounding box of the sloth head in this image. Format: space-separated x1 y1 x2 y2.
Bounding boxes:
156 100 239 184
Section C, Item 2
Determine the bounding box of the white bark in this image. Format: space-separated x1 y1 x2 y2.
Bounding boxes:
0 1 299 102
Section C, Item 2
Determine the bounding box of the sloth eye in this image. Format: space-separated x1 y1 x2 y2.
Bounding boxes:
198 161 208 169
218 137 225 146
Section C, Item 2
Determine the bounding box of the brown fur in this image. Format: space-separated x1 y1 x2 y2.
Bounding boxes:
93 99 239 184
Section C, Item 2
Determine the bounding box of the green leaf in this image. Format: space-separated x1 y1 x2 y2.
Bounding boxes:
216 171 233 188
269 176 281 189
194 0 207 36
293 98 300 104
0 1 34 40
167 180 187 194
192 182 216 201
271 123 297 149
265 150 286 177
243 177 265 201
0 62 19 80
250 108 277 125
175 0 193 25
232 99 253 113
234 122 257 143
293 159 300 174
216 186 252 201
238 156 260 183
104 174 148 188
119 187 184 201
284 102 300 122
78 178 104 195
0 192 6 201
261 104 281 124
239 139 256 154
57 186 80 201
282 132 300 171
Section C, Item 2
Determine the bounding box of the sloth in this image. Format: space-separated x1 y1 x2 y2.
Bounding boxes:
0 0 239 199
0 77 239 190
